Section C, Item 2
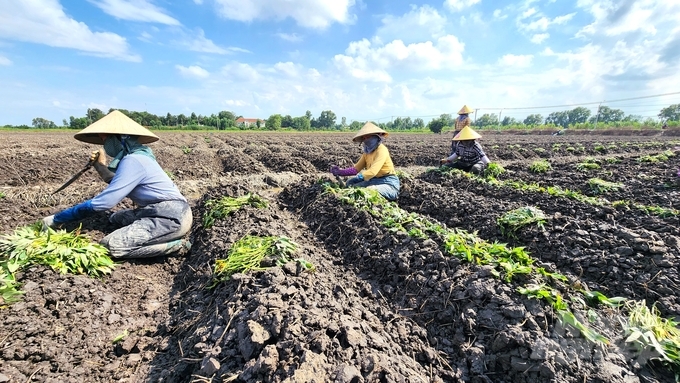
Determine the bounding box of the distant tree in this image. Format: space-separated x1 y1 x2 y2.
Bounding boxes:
427 118 445 134
177 114 187 126
501 116 518 126
589 106 624 124
545 111 570 128
305 110 313 120
31 117 57 129
317 110 337 129
523 114 543 125
349 121 362 131
62 119 69 127
567 107 591 124
659 104 680 122
292 116 311 131
281 114 294 128
413 118 425 129
266 114 282 130
68 116 88 129
87 108 105 123
623 114 643 122
439 113 455 128
474 113 499 128
341 116 347 129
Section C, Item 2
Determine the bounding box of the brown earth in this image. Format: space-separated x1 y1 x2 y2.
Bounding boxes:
0 129 679 383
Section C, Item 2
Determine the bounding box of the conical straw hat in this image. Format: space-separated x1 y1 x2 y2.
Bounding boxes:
352 122 388 142
452 126 482 141
458 105 473 115
74 110 159 144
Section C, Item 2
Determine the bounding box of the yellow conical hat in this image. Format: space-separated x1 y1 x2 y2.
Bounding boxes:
74 110 159 144
452 126 482 141
352 122 388 142
458 105 473 115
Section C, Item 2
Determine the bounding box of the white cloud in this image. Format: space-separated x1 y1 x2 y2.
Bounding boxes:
0 56 12 66
193 0 203 4
334 35 465 81
225 99 248 106
531 33 549 44
88 0 180 25
498 54 533 67
175 65 210 79
221 62 260 82
275 33 303 42
400 85 416 110
138 31 153 42
173 29 249 54
214 0 355 29
493 9 507 20
0 0 140 61
576 1 664 37
444 0 481 12
274 62 301 77
376 5 447 44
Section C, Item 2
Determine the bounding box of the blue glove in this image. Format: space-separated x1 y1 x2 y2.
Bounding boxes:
53 200 95 224
357 173 364 181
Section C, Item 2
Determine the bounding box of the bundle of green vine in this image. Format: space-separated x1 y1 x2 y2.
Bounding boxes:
0 223 115 305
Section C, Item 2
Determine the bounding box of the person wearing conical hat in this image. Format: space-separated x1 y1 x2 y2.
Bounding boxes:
450 105 473 153
42 110 192 259
329 122 400 200
440 125 491 174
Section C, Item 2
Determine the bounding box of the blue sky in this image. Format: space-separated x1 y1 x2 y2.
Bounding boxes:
1 0 680 126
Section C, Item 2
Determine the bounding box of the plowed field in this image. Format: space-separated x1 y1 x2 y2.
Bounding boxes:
1 130 679 383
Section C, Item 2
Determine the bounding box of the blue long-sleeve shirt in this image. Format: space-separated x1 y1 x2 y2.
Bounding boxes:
53 154 185 224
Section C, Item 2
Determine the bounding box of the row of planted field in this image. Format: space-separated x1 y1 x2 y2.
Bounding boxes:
0 130 679 382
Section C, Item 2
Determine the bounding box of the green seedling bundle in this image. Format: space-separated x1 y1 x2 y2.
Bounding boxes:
0 223 114 305
203 193 268 228
588 178 623 194
212 236 313 286
497 206 547 239
529 159 552 173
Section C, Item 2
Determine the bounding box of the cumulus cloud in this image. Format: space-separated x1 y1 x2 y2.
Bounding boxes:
333 35 465 81
376 5 447 44
88 0 180 25
173 29 250 54
444 0 481 12
0 55 12 66
175 65 210 79
0 0 140 61
213 0 355 29
225 99 248 106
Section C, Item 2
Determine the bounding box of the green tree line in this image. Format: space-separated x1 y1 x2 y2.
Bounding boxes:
426 104 680 133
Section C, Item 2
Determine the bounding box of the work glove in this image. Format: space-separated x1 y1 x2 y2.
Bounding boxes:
330 165 340 176
333 167 358 177
440 158 449 165
42 215 56 232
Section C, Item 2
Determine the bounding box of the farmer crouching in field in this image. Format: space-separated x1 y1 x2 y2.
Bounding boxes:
440 126 491 175
451 104 473 153
42 110 192 259
330 122 400 200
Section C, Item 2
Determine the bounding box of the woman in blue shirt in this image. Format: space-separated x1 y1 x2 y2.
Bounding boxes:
42 110 192 259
